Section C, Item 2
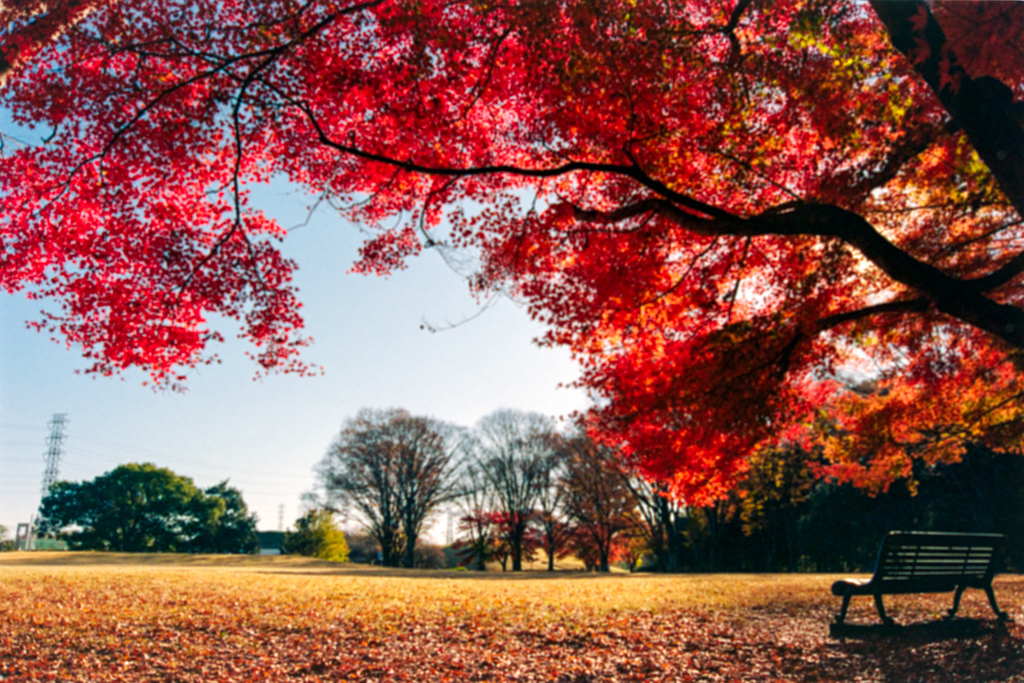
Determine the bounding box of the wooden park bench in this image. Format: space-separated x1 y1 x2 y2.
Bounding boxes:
831 531 1009 628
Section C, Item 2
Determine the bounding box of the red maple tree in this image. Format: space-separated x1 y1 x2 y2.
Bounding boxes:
3 1 1023 496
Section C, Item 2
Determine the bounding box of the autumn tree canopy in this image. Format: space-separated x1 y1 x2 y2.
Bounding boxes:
3 0 1024 498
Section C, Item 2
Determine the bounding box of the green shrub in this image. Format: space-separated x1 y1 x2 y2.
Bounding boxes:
281 510 349 562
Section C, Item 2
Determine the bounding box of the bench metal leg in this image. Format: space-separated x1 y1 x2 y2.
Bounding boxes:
984 585 1009 621
873 593 894 626
836 593 852 625
947 585 966 619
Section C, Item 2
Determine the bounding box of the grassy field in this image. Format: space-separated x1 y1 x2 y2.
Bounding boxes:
1 553 1022 682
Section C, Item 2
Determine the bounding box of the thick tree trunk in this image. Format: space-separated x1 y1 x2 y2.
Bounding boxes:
870 1 1024 219
661 502 684 573
510 517 527 571
403 532 418 568
378 528 398 567
653 543 669 573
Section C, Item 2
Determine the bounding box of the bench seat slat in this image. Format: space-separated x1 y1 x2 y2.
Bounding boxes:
887 561 991 565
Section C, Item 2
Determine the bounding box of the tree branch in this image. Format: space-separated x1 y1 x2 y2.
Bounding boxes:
870 1 1024 218
969 249 1024 294
745 204 1024 349
291 83 1024 348
814 298 931 333
562 197 1024 348
0 0 118 87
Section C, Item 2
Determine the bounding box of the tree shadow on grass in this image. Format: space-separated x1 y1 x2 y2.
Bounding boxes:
821 618 1024 682
253 567 614 580
0 550 614 579
830 617 998 641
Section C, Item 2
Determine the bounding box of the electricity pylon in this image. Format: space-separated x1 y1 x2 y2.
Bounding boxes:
41 413 68 496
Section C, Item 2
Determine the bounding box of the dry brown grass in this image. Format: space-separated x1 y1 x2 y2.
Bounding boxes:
1 552 1022 682
0 550 841 614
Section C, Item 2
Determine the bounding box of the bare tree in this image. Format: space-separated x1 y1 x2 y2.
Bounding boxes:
474 410 558 571
453 461 498 570
559 435 638 572
624 474 687 573
535 451 571 572
316 408 464 568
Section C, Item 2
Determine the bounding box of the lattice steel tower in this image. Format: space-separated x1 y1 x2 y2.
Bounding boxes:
41 413 68 495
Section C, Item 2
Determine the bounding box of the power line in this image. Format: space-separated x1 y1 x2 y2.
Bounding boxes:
0 423 47 431
65 430 314 480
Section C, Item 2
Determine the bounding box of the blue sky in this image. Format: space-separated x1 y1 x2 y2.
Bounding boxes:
0 179 589 536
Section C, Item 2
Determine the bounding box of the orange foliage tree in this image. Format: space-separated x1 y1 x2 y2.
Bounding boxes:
3 1 1024 496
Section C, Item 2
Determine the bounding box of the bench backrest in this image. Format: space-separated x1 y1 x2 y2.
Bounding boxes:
872 531 1005 591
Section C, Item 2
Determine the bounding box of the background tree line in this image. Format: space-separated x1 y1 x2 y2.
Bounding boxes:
315 408 1024 573
32 462 353 560
37 463 260 554
32 408 1023 571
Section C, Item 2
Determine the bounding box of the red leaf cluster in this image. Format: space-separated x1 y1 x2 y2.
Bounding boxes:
3 1 1024 493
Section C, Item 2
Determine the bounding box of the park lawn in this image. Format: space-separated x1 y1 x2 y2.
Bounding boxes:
0 553 1022 682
